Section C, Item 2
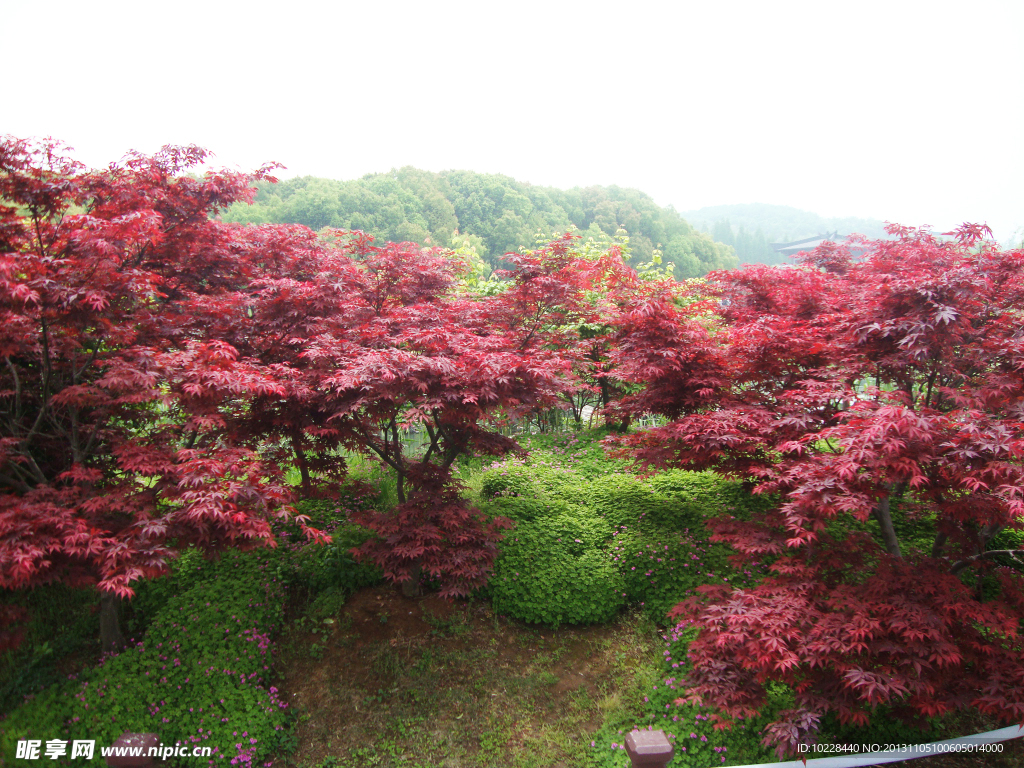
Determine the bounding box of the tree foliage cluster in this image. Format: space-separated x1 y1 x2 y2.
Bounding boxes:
710 220 782 265
609 225 1024 752
219 167 737 278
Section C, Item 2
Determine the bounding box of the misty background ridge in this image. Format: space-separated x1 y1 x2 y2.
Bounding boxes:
221 169 893 275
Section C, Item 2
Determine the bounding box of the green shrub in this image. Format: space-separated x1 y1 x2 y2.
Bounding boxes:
522 463 586 498
521 511 614 556
581 474 700 531
480 462 537 499
308 587 352 620
491 549 624 627
293 522 383 595
0 549 295 766
647 470 774 520
491 512 623 626
610 527 734 624
478 496 573 523
125 548 214 637
480 458 584 499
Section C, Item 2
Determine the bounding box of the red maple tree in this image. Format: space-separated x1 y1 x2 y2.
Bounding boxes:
291 233 587 596
0 137 328 650
610 225 1024 753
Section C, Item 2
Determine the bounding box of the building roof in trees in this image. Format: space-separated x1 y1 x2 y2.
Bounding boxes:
770 232 841 256
771 231 870 258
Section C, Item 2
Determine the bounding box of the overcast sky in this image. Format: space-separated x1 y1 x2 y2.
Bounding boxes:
6 0 1023 243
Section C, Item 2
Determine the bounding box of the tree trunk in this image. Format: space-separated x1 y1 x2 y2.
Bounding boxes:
931 530 947 558
291 433 312 497
99 591 125 654
401 560 422 598
872 495 902 557
395 469 406 504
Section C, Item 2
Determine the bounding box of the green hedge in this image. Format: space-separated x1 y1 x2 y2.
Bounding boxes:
490 512 623 626
647 470 774 518
481 465 766 533
480 460 580 501
292 521 383 595
482 462 777 627
610 526 734 624
480 463 536 499
478 496 575 524
577 474 702 531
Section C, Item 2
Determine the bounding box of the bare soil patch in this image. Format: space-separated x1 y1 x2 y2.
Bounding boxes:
277 584 656 767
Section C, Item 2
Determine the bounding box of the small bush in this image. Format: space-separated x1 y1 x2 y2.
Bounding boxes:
582 474 700 531
491 511 623 626
523 510 614 556
294 522 383 595
610 527 734 624
647 470 774 520
480 463 537 499
308 587 352 620
480 458 584 500
478 496 572 523
491 549 624 627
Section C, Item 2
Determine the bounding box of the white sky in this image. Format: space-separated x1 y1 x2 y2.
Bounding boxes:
6 0 1023 243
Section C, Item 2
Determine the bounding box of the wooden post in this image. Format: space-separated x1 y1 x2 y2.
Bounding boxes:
625 729 674 767
106 732 159 766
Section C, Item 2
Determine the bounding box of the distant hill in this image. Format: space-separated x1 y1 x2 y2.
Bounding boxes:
221 169 737 278
681 203 888 266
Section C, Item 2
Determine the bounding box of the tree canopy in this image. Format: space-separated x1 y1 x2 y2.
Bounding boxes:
219 168 737 278
609 224 1024 753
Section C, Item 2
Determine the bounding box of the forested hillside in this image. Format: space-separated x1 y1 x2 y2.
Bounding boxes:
684 203 888 265
220 168 737 278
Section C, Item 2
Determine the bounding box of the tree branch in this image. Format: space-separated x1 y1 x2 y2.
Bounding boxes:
0 471 31 493
5 356 22 419
422 423 441 464
951 549 1024 575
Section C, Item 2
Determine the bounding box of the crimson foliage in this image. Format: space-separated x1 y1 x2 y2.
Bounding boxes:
611 226 1024 753
270 232 580 596
0 137 329 607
